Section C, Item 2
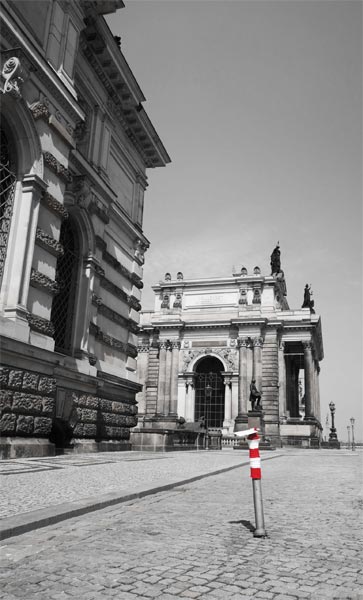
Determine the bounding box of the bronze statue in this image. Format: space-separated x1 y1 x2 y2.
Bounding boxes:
270 243 281 275
249 379 262 411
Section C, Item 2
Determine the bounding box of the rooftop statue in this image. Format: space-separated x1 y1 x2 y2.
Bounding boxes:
302 284 315 313
270 243 281 275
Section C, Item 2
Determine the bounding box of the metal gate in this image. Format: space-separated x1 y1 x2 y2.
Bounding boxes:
195 372 225 428
0 128 16 286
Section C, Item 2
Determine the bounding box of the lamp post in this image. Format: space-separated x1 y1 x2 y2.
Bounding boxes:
350 417 355 451
347 425 351 450
205 381 212 450
328 401 337 440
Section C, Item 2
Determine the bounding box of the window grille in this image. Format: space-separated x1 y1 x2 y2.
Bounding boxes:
51 218 80 354
0 128 16 286
195 357 225 428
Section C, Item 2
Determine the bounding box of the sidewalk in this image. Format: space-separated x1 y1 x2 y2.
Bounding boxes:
0 448 281 540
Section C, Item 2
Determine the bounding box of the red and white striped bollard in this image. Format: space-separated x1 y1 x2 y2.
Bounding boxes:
235 427 267 538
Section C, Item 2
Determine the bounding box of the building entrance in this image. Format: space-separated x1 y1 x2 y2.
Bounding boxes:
195 357 224 428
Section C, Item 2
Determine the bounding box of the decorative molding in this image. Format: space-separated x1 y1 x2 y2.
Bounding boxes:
42 191 69 219
27 313 55 337
253 337 264 348
103 250 143 289
100 276 129 304
43 152 72 183
93 298 140 334
161 292 170 309
30 268 60 295
84 255 105 277
173 293 182 308
182 346 238 372
35 228 64 257
89 322 136 357
252 288 261 304
237 338 249 348
95 235 107 251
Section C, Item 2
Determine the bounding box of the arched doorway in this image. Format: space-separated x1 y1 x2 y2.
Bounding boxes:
195 356 224 428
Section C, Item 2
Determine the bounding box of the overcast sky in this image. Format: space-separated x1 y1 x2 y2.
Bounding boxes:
106 0 362 441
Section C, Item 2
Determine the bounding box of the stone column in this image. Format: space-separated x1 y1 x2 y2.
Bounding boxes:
303 342 314 420
223 374 233 431
169 341 180 416
185 377 195 421
237 338 249 415
157 341 167 415
315 363 321 423
164 343 172 415
1 174 47 334
253 337 263 392
136 342 149 415
278 341 287 420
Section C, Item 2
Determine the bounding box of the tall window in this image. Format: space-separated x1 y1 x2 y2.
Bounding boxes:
195 357 225 428
0 127 16 287
51 218 80 354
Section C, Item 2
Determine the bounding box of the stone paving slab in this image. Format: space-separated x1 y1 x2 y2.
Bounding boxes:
0 450 361 599
0 449 281 539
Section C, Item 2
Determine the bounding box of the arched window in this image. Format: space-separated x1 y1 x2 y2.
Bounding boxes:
51 217 80 354
0 127 16 287
195 356 225 428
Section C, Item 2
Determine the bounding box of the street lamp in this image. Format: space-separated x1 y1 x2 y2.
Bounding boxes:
350 417 355 451
328 401 337 440
205 381 212 450
347 425 351 450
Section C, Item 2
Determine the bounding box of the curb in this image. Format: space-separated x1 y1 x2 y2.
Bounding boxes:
0 454 282 541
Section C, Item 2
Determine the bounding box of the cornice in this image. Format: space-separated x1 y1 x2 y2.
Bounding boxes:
79 22 170 168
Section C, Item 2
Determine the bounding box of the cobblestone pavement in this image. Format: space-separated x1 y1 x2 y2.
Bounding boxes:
0 449 362 600
0 450 253 519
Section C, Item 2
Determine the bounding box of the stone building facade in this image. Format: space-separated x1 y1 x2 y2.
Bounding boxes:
0 0 170 457
136 262 324 447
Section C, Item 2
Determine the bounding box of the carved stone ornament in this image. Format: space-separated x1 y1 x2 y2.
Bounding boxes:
30 102 50 121
43 152 72 183
161 293 170 309
253 337 264 348
237 338 249 348
27 313 55 337
164 272 171 281
42 191 69 220
30 268 60 295
177 271 184 280
134 239 146 265
173 293 182 308
253 266 261 275
239 288 247 305
35 228 64 257
252 288 261 304
2 56 27 99
241 266 248 276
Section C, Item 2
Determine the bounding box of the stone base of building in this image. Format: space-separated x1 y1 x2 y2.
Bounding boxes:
61 439 132 455
0 437 56 459
130 427 206 452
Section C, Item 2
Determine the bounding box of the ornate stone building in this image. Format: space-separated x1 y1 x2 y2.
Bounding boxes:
0 0 170 457
136 259 324 447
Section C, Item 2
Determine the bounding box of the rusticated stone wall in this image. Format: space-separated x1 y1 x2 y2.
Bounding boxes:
0 367 56 437
72 393 138 441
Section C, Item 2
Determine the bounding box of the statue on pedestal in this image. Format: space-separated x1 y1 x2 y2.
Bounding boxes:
249 379 262 411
